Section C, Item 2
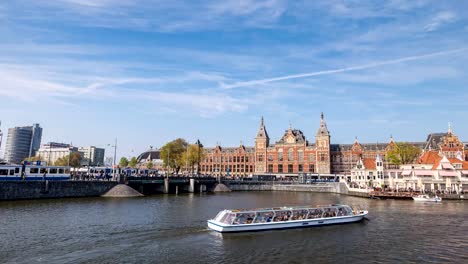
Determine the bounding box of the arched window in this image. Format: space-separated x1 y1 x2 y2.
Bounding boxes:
288 148 294 161
298 150 304 161
278 149 283 161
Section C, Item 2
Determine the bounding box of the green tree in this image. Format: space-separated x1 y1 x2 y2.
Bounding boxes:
182 144 206 173
119 157 129 168
129 156 138 168
160 138 188 174
147 161 153 169
55 152 82 168
23 155 43 162
386 142 422 166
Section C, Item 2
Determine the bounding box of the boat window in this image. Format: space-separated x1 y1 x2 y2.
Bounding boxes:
0 169 8 176
291 210 309 220
30 168 39 174
9 170 15 176
65 168 70 174
322 208 337 218
40 168 47 174
340 206 353 216
15 168 20 174
49 168 58 174
233 213 256 225
253 211 275 223
272 210 291 222
59 168 64 174
221 213 235 224
307 209 323 219
337 207 348 216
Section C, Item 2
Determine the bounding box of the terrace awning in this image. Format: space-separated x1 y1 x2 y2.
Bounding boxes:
461 170 468 175
441 163 454 169
438 170 458 177
402 170 412 176
414 170 434 176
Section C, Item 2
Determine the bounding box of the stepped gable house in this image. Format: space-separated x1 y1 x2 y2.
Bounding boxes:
199 114 467 177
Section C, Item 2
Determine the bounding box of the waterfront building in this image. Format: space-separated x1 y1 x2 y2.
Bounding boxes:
36 142 79 165
199 114 468 184
4 124 42 164
79 146 105 166
136 149 164 170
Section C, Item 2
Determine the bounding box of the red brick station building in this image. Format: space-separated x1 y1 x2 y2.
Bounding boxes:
199 113 468 178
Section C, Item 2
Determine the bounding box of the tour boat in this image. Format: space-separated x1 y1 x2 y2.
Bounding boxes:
412 195 442 202
207 204 368 233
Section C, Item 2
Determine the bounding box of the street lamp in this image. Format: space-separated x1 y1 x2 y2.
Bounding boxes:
107 138 117 181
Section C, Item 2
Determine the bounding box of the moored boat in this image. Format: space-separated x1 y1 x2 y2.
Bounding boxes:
207 204 368 233
412 195 442 202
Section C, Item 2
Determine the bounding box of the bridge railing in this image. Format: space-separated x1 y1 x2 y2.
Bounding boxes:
125 175 340 184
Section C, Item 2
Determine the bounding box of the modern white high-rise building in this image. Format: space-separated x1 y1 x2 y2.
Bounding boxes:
4 124 42 164
79 146 105 166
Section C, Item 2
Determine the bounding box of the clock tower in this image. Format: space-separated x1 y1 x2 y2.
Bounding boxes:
315 112 331 174
255 116 269 174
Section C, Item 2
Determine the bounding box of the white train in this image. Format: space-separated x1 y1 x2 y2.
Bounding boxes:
0 164 71 181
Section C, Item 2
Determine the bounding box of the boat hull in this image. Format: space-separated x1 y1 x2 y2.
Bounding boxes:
412 197 442 202
207 211 368 233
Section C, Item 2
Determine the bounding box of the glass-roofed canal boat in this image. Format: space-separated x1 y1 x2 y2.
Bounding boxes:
207 204 368 233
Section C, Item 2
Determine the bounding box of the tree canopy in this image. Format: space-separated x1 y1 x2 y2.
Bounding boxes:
160 138 188 174
386 142 421 165
147 161 153 169
23 156 43 162
119 157 129 168
129 156 138 168
54 152 82 167
181 144 206 173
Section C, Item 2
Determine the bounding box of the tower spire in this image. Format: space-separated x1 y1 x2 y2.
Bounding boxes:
448 122 453 134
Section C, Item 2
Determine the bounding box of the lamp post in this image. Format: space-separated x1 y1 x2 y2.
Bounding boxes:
107 138 117 181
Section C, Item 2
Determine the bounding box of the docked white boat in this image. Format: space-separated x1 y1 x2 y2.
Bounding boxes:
207 204 368 233
412 195 442 202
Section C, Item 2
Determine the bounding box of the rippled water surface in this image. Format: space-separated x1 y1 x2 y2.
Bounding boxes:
1 192 467 263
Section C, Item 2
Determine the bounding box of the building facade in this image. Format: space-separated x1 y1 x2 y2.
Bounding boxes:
36 142 79 165
79 146 105 166
4 124 42 164
199 114 468 179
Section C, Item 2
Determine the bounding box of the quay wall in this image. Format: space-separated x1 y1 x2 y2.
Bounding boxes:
0 181 118 201
225 182 344 193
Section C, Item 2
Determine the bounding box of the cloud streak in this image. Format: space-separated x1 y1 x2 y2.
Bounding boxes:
222 47 468 89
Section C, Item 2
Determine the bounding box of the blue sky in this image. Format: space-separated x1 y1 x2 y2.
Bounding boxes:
1 0 467 159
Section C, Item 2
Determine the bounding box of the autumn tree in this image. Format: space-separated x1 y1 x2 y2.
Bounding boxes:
23 155 43 162
54 152 82 168
160 138 188 174
181 144 206 173
129 156 138 168
119 157 129 168
147 161 153 169
386 142 421 165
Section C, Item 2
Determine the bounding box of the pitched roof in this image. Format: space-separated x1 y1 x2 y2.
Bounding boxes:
419 151 441 165
363 158 376 170
276 129 307 144
423 133 448 150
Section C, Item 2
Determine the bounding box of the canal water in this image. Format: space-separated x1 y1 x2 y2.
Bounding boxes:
1 192 467 264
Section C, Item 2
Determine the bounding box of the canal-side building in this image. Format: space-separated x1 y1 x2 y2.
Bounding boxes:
4 124 42 164
79 146 105 166
199 113 467 180
36 142 80 165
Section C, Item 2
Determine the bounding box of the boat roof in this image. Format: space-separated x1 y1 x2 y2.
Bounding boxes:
224 204 350 214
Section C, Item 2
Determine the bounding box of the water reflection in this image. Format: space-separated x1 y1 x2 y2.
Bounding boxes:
0 192 466 264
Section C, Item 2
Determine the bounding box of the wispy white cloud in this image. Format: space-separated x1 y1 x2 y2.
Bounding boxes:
222 48 468 89
424 11 457 32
